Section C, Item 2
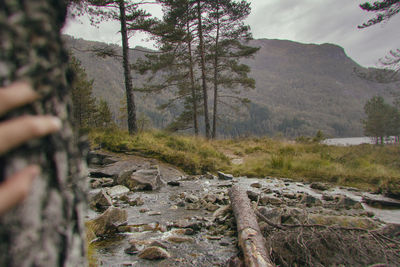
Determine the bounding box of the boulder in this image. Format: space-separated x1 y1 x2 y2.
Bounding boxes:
106 185 130 198
300 194 322 207
308 214 379 229
90 160 137 178
167 181 180 187
250 182 262 188
185 194 199 203
310 182 330 191
86 207 128 241
89 190 112 211
336 196 363 209
122 166 164 191
259 195 283 206
217 171 233 180
246 190 259 202
138 246 170 260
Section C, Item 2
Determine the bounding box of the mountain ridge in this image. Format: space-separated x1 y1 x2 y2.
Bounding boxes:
63 34 395 137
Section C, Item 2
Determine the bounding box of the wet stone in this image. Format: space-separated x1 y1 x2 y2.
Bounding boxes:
129 197 144 206
89 190 112 212
138 246 171 260
300 194 322 207
259 195 283 206
167 181 181 187
217 171 233 180
250 182 262 188
185 194 199 203
246 190 259 201
336 195 363 209
310 182 330 191
107 185 130 198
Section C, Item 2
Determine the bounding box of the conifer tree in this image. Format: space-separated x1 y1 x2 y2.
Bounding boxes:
69 56 97 129
206 0 258 138
69 0 158 134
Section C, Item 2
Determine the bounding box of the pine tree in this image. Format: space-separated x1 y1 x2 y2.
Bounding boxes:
206 0 259 138
69 0 158 134
358 0 400 28
69 56 97 129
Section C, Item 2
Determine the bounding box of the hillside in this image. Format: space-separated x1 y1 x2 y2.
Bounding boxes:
63 35 395 137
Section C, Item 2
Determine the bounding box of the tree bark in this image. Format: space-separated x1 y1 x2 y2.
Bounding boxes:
229 185 274 267
0 1 87 266
212 1 220 139
186 6 199 136
196 0 211 139
119 0 138 135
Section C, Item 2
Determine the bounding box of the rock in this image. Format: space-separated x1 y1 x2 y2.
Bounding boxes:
85 207 127 241
362 196 400 209
148 211 162 216
149 240 168 249
283 193 296 199
87 151 111 166
90 160 137 178
138 246 171 260
257 207 282 225
177 201 185 207
167 181 180 186
185 194 199 203
129 196 144 206
259 195 283 206
217 171 233 180
300 194 322 207
123 166 165 191
125 243 139 255
204 194 218 203
336 196 363 209
246 190 259 201
310 182 330 191
250 182 262 188
322 194 334 201
89 190 112 211
204 173 216 179
90 178 114 189
205 202 219 211
140 208 149 213
167 236 194 243
262 188 272 194
186 203 201 210
106 185 130 198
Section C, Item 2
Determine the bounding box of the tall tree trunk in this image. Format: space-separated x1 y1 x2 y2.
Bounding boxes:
212 2 220 139
186 8 199 136
196 0 211 139
0 1 87 266
119 0 137 135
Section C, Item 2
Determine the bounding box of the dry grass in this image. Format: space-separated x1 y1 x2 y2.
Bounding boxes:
89 129 400 195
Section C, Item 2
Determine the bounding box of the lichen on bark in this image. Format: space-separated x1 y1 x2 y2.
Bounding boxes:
0 1 87 266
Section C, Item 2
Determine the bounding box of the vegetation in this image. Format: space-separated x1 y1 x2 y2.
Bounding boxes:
69 56 114 130
363 96 400 144
90 129 400 195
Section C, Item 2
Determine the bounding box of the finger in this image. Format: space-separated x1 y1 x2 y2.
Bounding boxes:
0 82 39 116
0 165 39 216
0 115 62 155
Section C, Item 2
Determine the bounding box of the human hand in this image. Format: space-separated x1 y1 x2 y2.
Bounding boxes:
0 82 62 216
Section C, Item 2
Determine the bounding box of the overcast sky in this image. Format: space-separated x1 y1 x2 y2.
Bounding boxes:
63 0 400 67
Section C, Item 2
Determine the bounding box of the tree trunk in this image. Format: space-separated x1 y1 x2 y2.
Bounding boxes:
229 185 274 267
196 0 211 139
186 8 199 136
0 1 87 266
212 2 220 139
119 0 138 135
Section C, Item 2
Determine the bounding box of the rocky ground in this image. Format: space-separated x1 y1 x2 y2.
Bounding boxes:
86 150 400 267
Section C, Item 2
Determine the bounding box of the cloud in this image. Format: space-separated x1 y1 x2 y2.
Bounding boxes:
63 0 399 67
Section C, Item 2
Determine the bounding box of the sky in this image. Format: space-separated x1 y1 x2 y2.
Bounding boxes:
63 0 400 67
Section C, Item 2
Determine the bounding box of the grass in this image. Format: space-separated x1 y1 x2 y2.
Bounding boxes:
89 129 400 196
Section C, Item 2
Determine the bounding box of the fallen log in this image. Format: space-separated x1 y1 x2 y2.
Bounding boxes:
229 185 274 267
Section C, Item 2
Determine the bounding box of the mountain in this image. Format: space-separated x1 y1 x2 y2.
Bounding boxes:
63 35 395 137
